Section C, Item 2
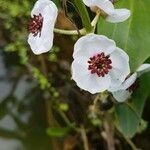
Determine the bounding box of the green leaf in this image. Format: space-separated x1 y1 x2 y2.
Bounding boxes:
72 0 93 32
115 103 140 138
97 0 150 71
47 127 69 138
115 73 150 137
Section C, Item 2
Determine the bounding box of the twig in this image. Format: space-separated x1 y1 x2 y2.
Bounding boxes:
103 119 115 150
54 10 100 35
91 10 100 32
124 136 139 150
38 55 61 150
54 27 86 35
57 109 71 126
80 125 90 150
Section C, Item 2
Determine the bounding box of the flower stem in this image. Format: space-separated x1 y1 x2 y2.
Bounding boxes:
124 136 138 150
54 28 86 35
91 10 101 32
54 11 100 35
80 125 90 150
72 0 93 33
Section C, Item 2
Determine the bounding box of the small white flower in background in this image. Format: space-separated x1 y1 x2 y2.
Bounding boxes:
28 0 58 55
83 0 130 23
110 64 150 102
71 34 130 94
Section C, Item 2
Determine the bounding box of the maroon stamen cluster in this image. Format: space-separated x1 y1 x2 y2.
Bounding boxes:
88 52 112 77
127 79 140 92
28 13 43 37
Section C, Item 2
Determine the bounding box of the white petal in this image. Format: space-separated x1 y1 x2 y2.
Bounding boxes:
71 57 111 94
108 76 123 92
122 73 137 89
28 0 58 54
73 34 116 58
108 73 137 92
31 0 56 17
106 9 131 23
109 47 130 82
112 90 131 102
83 0 114 14
136 63 150 77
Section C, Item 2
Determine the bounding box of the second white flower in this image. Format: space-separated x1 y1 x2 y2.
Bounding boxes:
83 0 130 23
28 0 58 55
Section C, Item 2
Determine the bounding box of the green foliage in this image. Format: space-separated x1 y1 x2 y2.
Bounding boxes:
58 103 69 112
97 0 150 138
115 73 150 137
0 0 32 65
47 127 69 138
48 46 60 62
97 0 150 72
91 118 102 126
32 67 51 90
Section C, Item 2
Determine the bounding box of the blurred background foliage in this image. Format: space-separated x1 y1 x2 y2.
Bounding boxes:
0 0 150 150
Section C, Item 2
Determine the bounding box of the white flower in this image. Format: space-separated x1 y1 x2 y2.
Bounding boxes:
110 64 150 102
83 0 130 23
28 0 58 55
71 34 130 94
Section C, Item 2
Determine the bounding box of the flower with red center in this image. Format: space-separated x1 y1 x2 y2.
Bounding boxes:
109 64 150 102
71 34 130 94
83 0 130 23
28 0 58 55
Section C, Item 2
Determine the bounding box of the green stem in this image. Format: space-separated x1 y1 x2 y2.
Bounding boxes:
72 0 93 33
57 109 71 126
91 10 100 32
54 11 100 35
54 28 86 35
124 136 138 150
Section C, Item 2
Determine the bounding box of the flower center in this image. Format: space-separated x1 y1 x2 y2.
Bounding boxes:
28 13 43 37
88 52 112 77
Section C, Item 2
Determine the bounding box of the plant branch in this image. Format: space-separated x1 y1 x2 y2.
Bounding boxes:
80 125 90 150
91 10 101 32
38 55 61 150
54 28 86 35
54 10 100 35
124 136 139 150
103 119 115 150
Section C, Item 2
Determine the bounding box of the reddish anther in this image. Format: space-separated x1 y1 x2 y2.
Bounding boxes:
88 52 112 77
28 13 43 37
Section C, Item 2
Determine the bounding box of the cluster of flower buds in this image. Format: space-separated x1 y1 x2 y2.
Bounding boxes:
28 0 150 102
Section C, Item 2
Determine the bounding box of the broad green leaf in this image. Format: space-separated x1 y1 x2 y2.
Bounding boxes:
115 103 139 138
97 0 150 71
47 127 69 138
115 73 150 137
